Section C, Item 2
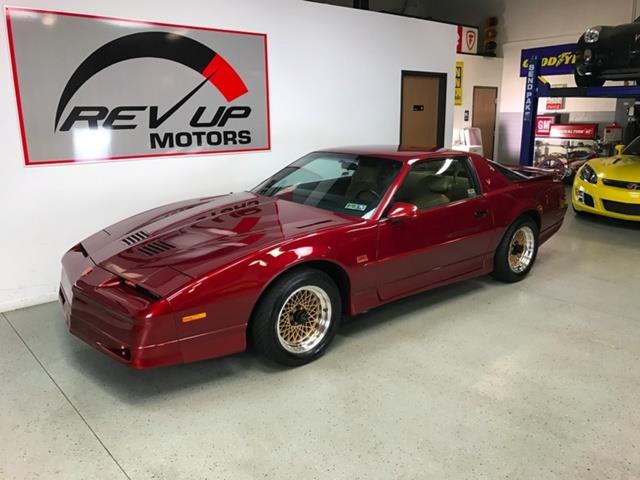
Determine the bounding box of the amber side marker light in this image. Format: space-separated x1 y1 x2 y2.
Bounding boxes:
182 312 207 323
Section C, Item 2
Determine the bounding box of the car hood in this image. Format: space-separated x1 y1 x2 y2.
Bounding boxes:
589 155 640 181
81 192 357 294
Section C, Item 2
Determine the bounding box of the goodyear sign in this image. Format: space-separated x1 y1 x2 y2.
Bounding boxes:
519 43 577 77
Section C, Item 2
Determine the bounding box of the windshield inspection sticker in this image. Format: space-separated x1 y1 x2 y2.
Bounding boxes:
345 203 367 211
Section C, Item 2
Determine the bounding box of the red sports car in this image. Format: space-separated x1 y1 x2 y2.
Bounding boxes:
59 147 566 368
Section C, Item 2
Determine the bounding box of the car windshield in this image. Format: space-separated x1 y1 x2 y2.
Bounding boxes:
252 152 402 218
622 136 640 156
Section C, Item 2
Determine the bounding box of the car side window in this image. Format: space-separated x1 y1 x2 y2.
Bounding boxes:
394 157 480 211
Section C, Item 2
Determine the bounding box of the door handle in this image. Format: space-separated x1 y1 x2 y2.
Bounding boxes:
474 209 489 217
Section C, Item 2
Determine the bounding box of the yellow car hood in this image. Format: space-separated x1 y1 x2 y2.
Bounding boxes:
590 155 640 181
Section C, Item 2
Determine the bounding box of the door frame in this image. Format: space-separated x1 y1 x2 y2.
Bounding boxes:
471 85 498 159
399 70 447 149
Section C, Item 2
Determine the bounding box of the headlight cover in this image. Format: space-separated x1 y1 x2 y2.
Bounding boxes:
580 164 598 184
584 26 601 44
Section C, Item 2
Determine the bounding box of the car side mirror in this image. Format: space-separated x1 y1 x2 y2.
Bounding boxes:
615 144 625 155
387 202 418 222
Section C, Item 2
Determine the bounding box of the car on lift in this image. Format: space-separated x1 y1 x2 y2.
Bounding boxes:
59 147 567 369
573 135 640 220
575 17 640 87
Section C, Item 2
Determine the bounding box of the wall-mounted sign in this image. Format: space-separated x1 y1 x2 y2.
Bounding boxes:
5 7 270 165
548 124 597 139
455 61 464 106
535 116 557 136
520 43 577 77
546 84 566 110
456 26 478 55
546 97 565 110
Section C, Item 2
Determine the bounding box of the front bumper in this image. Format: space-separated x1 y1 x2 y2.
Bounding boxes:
576 44 640 80
572 177 640 221
59 248 181 368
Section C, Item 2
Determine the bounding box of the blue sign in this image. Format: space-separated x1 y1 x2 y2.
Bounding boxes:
520 56 540 166
519 43 577 77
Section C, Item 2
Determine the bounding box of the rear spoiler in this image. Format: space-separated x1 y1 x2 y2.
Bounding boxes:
502 164 561 182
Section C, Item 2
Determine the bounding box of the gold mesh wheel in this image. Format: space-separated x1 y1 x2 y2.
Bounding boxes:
276 286 332 354
508 226 535 273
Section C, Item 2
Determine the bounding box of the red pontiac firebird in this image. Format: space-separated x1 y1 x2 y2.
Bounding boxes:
59 147 566 368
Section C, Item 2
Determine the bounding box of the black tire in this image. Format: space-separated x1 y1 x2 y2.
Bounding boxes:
574 72 604 88
491 216 539 283
250 268 342 366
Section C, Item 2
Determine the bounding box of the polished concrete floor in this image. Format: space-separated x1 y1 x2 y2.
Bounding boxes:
2 209 640 479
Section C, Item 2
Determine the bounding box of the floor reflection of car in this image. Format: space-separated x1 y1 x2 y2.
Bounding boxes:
59 147 567 369
536 145 598 182
573 136 640 220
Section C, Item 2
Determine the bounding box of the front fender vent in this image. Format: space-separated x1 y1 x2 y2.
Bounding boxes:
121 230 149 246
138 240 175 256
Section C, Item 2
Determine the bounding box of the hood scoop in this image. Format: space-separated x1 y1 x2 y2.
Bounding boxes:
297 219 333 229
121 230 149 246
138 240 175 257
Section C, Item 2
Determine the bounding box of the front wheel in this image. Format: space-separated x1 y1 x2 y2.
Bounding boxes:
251 269 342 366
492 217 539 283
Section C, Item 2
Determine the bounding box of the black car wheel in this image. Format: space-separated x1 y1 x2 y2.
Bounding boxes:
574 72 605 88
492 217 539 283
251 268 342 366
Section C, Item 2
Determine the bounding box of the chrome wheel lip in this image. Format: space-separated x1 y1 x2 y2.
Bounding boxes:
276 285 332 354
508 225 535 273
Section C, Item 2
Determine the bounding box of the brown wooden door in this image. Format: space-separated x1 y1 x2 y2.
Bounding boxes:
400 72 446 150
472 86 498 159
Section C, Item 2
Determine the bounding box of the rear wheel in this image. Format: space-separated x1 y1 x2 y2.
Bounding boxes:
492 217 539 283
251 269 341 366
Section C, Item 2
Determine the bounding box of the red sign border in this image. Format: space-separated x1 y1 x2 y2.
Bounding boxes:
535 116 556 136
547 124 598 140
4 6 271 167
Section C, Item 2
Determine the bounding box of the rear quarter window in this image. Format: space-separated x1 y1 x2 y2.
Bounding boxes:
489 161 527 181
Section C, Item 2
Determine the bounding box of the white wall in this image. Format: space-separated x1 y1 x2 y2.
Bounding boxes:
497 0 640 163
452 54 503 159
0 0 457 312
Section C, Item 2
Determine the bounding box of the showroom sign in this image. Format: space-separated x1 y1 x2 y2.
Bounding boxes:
456 25 478 55
5 7 270 165
520 43 577 77
535 116 556 136
536 122 597 139
547 124 597 139
454 61 464 106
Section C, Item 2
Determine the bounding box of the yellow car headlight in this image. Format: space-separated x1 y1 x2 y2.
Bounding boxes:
579 164 598 184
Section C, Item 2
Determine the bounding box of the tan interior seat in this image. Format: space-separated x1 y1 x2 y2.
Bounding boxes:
412 176 450 209
448 176 471 201
395 173 451 209
345 160 388 202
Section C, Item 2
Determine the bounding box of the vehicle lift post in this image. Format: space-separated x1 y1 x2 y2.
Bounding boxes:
519 57 640 166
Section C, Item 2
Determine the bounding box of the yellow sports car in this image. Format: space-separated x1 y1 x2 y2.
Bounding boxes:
572 138 640 221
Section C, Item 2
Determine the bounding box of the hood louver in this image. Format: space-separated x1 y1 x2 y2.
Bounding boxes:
138 240 175 257
121 230 149 246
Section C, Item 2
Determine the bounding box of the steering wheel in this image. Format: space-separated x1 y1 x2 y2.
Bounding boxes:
539 157 568 180
355 189 380 201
